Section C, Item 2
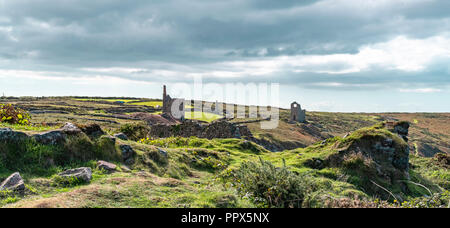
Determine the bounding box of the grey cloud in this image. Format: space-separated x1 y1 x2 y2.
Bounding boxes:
0 0 449 92
1 0 449 65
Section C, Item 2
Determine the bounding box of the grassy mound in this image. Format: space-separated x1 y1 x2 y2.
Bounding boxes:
0 133 120 178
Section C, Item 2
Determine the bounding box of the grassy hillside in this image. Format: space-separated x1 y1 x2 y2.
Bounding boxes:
1 97 449 208
1 126 448 208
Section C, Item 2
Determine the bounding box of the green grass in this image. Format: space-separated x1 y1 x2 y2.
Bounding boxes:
128 101 163 107
1 108 448 208
185 111 223 122
129 101 193 110
75 98 141 103
0 122 58 132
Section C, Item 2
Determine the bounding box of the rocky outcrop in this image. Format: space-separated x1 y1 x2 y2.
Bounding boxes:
120 145 136 165
2 123 118 148
149 120 253 140
0 128 29 142
60 122 82 135
33 130 66 145
386 121 410 142
78 123 105 138
33 122 83 145
324 124 411 187
0 172 26 192
157 148 168 157
58 167 92 183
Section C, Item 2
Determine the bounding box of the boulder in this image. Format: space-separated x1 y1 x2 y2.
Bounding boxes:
121 165 131 172
157 148 168 157
97 161 117 172
61 122 82 135
33 130 66 145
114 133 128 140
79 123 105 137
0 172 26 192
0 128 29 142
58 167 92 183
388 121 410 142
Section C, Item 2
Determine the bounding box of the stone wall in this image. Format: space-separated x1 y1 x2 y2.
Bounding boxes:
148 120 253 140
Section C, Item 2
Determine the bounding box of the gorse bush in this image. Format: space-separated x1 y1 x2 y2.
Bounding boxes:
222 158 314 208
0 104 31 125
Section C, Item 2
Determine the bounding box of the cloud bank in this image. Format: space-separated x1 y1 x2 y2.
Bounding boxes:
0 0 449 111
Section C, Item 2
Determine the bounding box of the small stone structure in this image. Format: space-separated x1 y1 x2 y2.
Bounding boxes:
290 102 306 123
162 85 185 120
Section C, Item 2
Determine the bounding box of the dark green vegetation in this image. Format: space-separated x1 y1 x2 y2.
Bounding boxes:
0 97 449 208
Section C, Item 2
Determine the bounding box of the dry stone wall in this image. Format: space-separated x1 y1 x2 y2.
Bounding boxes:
148 120 253 140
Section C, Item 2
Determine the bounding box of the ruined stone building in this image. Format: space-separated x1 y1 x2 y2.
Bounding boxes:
290 102 306 123
162 85 185 120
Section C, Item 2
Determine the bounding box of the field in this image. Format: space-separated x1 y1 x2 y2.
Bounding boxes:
0 97 449 208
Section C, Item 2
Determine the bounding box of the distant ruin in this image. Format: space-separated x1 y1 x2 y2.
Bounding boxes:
162 85 185 120
290 102 306 123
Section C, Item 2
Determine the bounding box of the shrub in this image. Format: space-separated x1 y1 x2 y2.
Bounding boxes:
140 136 190 147
399 191 450 208
222 158 314 208
0 104 31 125
119 123 150 141
51 175 87 187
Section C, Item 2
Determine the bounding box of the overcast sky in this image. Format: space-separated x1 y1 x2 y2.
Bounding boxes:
0 0 449 112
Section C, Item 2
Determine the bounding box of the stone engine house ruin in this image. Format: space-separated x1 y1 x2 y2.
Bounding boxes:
290 101 306 123
162 85 185 120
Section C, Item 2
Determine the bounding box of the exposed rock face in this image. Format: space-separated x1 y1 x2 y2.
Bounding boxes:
2 123 117 148
33 122 83 145
315 126 412 200
114 133 128 140
33 130 66 145
120 145 136 165
0 172 26 192
78 123 105 138
0 128 29 142
387 121 410 142
157 148 168 157
97 161 117 172
58 167 92 183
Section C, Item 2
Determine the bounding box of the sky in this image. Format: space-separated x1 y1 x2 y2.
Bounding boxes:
0 0 449 112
